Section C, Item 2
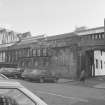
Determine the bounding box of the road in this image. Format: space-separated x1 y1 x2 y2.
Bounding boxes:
17 79 105 105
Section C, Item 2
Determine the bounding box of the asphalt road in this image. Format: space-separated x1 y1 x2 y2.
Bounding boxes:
17 79 105 105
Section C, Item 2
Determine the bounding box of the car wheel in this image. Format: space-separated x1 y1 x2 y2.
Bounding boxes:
39 78 44 83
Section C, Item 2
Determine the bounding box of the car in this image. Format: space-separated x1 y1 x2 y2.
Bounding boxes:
0 73 8 79
0 67 24 79
0 79 47 105
21 69 59 83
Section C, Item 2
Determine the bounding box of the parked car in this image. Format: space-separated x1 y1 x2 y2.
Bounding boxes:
0 79 47 105
0 67 24 79
21 69 59 83
0 73 8 79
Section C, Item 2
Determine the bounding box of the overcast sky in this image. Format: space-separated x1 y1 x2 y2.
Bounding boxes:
0 0 105 36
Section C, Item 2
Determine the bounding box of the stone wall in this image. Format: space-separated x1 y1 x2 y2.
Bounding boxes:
48 45 78 79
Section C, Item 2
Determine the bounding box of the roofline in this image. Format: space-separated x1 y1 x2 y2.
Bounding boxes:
50 32 75 36
46 32 77 41
21 35 45 40
76 26 104 35
76 26 104 33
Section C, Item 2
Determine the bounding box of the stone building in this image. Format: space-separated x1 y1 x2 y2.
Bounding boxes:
76 26 105 77
46 33 80 78
0 29 31 65
0 32 79 79
0 28 20 63
0 26 105 79
0 29 19 45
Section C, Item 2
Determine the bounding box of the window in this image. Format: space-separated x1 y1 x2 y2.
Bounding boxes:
95 34 98 39
101 50 102 56
40 49 43 56
91 34 95 40
97 34 99 39
98 34 101 39
101 60 103 69
33 49 37 56
43 48 47 56
27 48 30 56
102 33 104 39
37 49 41 56
96 59 98 69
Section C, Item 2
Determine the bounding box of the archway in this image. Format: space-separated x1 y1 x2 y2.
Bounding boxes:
79 48 105 78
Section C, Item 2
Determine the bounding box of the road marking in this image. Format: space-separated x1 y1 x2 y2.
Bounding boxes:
36 90 88 102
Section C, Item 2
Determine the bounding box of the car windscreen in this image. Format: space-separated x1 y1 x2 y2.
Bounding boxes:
0 88 37 105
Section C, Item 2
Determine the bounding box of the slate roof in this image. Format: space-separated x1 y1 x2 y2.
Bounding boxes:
17 37 38 45
1 32 79 50
8 36 46 49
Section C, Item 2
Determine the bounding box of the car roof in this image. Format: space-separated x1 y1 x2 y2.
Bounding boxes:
0 79 23 88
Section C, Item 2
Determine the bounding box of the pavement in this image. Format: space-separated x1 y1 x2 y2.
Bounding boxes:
58 78 74 83
58 76 105 89
91 77 105 89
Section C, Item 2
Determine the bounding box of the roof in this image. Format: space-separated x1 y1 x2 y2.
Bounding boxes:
18 37 38 45
76 26 104 32
8 35 47 49
18 35 45 45
76 26 104 35
0 79 23 88
0 43 17 51
8 32 79 49
46 32 77 41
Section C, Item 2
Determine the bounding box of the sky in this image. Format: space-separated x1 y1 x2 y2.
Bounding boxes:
0 0 105 36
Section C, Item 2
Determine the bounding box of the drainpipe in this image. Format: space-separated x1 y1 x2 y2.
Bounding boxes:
104 18 105 52
104 18 105 38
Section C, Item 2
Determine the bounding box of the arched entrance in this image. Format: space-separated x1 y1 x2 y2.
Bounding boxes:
79 50 94 78
79 47 105 78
